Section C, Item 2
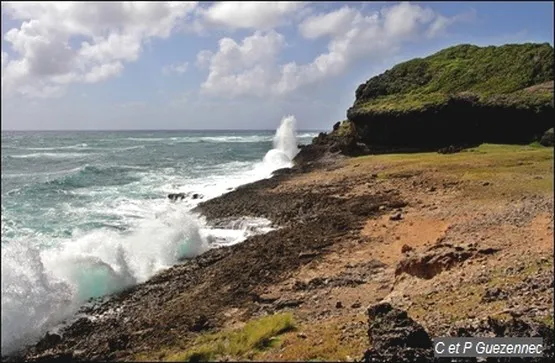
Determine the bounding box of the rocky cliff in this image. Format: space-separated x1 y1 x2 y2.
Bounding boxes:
298 43 554 161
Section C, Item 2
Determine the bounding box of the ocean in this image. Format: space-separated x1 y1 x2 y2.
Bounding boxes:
1 116 318 355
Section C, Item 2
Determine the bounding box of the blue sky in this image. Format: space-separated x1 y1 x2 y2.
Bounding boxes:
1 1 553 131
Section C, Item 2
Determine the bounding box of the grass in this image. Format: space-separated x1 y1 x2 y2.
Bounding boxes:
254 317 367 362
534 314 554 329
352 43 554 114
350 143 553 200
335 120 357 137
136 313 296 362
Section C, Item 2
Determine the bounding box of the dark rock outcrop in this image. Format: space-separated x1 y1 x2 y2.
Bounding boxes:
347 43 553 151
363 303 434 362
395 243 500 280
363 303 554 363
168 192 186 201
540 128 554 146
298 43 554 165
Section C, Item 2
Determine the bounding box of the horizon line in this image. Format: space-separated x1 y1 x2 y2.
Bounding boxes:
1 128 325 132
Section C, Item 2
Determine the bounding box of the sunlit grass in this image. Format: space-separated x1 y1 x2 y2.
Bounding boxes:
350 143 553 200
136 313 296 362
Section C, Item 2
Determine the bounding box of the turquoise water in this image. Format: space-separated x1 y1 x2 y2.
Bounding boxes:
1 119 317 355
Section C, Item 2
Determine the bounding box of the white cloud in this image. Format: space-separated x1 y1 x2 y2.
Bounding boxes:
426 9 477 38
198 30 285 97
201 1 306 30
298 6 361 39
2 2 198 98
276 2 447 93
198 2 473 97
196 50 213 69
162 62 189 75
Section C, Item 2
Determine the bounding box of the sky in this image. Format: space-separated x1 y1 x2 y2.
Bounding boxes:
1 1 553 131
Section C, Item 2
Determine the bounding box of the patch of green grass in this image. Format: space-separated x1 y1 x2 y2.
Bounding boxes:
352 43 554 114
255 318 367 362
351 143 553 199
164 313 296 362
534 314 554 328
335 120 357 137
528 141 546 148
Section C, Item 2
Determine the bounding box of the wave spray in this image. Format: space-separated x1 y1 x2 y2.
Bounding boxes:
262 115 300 169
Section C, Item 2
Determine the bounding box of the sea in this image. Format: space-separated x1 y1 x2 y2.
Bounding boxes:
1 115 318 355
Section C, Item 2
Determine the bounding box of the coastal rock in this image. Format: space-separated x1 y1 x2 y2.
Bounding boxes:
362 303 554 362
447 316 554 360
540 128 554 146
395 243 500 279
437 145 466 154
401 244 413 254
390 212 403 221
275 298 303 310
363 303 434 362
291 43 554 165
481 287 508 303
168 192 186 201
347 44 553 152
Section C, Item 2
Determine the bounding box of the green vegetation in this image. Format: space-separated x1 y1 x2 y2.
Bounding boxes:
352 43 554 114
137 313 296 362
335 120 357 137
350 143 553 200
255 318 367 362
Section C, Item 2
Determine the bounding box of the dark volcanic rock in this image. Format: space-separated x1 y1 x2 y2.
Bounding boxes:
481 287 508 303
363 303 434 362
540 128 554 147
448 316 554 362
362 303 554 363
438 145 466 154
168 192 186 201
347 44 554 151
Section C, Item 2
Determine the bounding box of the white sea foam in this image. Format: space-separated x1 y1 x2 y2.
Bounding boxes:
1 115 303 355
1 207 207 354
124 130 315 145
8 152 94 160
22 143 89 151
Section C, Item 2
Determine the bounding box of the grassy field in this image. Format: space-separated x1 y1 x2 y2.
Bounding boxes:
349 143 553 200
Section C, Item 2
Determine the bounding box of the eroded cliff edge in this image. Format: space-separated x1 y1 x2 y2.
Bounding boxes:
297 43 554 162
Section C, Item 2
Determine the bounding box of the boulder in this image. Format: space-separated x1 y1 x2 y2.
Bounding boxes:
168 193 186 201
540 128 554 147
363 303 434 362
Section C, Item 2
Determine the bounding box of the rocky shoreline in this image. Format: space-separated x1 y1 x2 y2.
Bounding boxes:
6 140 553 362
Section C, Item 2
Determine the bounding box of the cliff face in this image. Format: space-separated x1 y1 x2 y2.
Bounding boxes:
331 43 554 153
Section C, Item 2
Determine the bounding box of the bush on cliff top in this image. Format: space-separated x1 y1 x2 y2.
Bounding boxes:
353 43 554 114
